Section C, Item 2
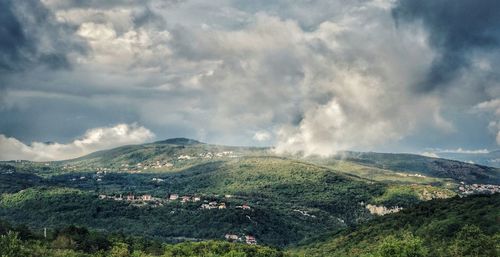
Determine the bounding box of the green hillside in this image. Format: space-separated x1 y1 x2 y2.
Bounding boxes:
0 219 290 257
308 151 500 184
0 138 498 252
0 156 384 247
1 194 497 257
293 194 500 257
9 138 497 185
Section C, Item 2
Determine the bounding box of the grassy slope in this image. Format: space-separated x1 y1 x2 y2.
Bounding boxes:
317 160 451 184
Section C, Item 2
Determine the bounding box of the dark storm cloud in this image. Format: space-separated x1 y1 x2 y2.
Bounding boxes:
0 0 85 73
392 0 500 92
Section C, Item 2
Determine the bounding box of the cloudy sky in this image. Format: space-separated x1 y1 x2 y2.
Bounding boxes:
1 0 499 161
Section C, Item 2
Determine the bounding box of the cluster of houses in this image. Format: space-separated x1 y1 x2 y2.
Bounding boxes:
96 167 111 172
62 165 79 171
365 204 403 216
224 234 257 245
200 201 252 210
168 194 202 203
120 161 174 172
201 202 226 209
99 194 155 202
97 193 254 212
98 193 202 204
395 173 427 178
176 151 239 161
458 183 500 195
198 151 238 159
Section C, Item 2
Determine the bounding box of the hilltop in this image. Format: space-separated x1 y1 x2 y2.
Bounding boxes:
39 138 500 184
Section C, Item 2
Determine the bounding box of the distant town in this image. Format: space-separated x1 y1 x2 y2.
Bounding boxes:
457 182 500 195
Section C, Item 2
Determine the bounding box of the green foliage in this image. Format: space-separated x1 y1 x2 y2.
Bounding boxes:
447 225 498 257
110 242 131 257
0 140 499 256
161 241 287 257
372 185 455 208
294 194 500 257
0 221 288 257
0 157 385 247
0 231 27 257
374 232 427 257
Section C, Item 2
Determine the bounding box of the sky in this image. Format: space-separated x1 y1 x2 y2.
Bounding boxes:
0 0 500 161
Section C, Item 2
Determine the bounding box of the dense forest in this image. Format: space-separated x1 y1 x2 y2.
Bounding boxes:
0 220 288 257
1 194 498 256
295 194 500 256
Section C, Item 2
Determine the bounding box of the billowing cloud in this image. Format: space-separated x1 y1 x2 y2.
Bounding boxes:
420 152 439 158
474 99 500 145
0 123 154 161
253 131 271 142
0 0 499 158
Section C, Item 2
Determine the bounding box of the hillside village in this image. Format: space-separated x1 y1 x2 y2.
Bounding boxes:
97 192 258 244
224 234 257 245
62 151 240 173
97 193 253 211
458 182 500 195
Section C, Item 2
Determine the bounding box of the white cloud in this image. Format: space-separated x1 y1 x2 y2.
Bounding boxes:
273 4 441 156
0 124 154 161
3 0 497 153
474 99 500 116
425 148 490 155
474 98 500 145
76 21 172 71
491 122 500 145
440 148 490 154
420 152 439 158
253 131 271 142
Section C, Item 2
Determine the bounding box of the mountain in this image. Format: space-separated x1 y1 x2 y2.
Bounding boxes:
61 138 267 170
56 138 500 185
0 138 499 253
306 151 500 184
433 150 500 168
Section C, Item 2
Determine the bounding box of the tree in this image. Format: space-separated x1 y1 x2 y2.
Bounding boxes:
0 231 26 257
376 232 428 257
110 242 131 257
448 225 497 257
